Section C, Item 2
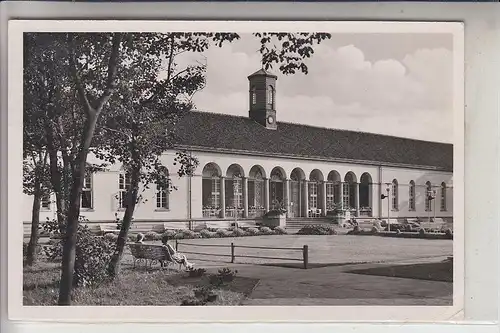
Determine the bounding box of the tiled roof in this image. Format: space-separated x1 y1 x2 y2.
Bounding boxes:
248 68 277 78
173 111 453 171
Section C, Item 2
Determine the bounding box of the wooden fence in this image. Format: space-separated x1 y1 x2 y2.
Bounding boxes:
175 240 309 269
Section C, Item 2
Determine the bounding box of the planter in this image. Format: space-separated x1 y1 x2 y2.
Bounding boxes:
263 214 286 228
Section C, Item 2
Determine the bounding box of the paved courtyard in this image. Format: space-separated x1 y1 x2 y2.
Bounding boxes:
162 235 453 305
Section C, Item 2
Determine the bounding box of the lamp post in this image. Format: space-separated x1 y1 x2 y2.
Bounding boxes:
380 185 391 231
427 189 436 223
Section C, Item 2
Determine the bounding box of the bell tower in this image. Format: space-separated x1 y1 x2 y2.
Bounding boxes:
248 69 277 130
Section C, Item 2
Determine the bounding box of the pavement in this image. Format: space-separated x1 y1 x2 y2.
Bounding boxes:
201 255 453 306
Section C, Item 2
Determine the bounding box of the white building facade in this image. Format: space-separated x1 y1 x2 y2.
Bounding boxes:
24 69 453 230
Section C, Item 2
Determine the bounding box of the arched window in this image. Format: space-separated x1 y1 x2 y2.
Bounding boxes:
391 179 399 211
81 171 93 209
425 181 432 212
202 163 222 218
118 171 131 209
156 168 169 210
267 85 274 106
251 86 256 105
440 182 447 211
409 181 416 211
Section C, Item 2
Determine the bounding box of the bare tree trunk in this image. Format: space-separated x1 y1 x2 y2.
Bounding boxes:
108 162 140 278
57 114 97 305
26 179 42 266
46 129 67 226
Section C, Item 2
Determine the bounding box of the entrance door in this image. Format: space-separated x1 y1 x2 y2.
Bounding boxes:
290 181 300 217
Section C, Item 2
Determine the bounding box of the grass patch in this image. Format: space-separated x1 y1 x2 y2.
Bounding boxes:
23 261 246 306
347 261 453 282
167 274 259 296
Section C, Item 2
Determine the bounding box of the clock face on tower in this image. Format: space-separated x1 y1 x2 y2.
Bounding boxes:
267 115 275 124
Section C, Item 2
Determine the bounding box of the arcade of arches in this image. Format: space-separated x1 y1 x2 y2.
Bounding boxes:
201 163 374 219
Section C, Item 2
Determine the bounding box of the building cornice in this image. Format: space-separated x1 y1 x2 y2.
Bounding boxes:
173 144 452 173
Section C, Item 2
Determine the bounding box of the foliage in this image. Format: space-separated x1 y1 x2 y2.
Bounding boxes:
246 227 260 236
265 200 287 217
273 226 288 235
209 267 238 288
200 229 216 238
73 224 116 287
144 231 161 241
297 224 338 235
103 232 119 242
259 226 274 235
231 228 247 237
187 268 207 278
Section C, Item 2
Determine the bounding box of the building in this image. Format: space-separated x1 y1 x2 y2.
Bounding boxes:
23 69 453 231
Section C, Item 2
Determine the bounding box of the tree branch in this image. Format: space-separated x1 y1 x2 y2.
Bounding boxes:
67 34 93 117
95 33 122 113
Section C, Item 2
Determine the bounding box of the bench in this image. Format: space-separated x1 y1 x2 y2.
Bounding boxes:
128 243 175 269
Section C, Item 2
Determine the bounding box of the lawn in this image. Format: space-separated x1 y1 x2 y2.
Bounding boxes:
346 260 453 282
170 234 453 266
23 262 257 306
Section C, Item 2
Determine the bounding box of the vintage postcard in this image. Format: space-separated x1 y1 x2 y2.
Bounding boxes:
8 20 464 322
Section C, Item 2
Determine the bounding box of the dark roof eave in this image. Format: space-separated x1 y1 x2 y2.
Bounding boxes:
173 144 452 172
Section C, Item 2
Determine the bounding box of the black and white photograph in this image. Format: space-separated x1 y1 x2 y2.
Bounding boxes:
8 20 464 321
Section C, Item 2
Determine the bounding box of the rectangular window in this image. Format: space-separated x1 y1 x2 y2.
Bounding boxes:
118 173 131 209
211 179 220 208
156 184 169 209
342 183 350 209
309 182 318 209
326 183 335 211
41 193 51 210
81 173 93 209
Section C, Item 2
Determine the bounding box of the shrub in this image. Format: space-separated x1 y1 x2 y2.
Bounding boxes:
273 226 288 235
163 229 177 238
73 223 116 287
259 226 274 235
174 232 185 239
209 267 238 287
144 231 159 241
193 232 202 239
128 234 137 242
103 232 119 242
297 224 337 235
215 228 227 237
231 228 247 237
193 285 218 303
188 268 207 278
200 229 217 238
216 228 232 237
182 230 197 239
246 227 260 236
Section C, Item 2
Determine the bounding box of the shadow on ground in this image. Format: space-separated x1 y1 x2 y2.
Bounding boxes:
346 261 453 282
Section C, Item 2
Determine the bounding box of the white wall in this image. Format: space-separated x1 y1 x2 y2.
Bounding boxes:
23 149 453 223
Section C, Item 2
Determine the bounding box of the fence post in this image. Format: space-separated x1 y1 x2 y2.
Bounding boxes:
231 242 235 263
303 245 308 269
175 239 178 251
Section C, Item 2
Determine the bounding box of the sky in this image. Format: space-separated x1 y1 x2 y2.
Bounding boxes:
180 33 454 143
